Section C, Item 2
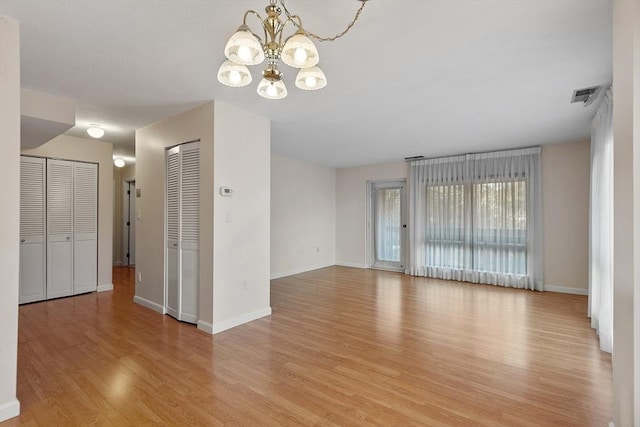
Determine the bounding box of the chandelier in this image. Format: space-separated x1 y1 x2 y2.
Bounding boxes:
217 0 368 100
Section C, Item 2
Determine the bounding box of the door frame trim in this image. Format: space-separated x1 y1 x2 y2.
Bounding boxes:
122 179 135 266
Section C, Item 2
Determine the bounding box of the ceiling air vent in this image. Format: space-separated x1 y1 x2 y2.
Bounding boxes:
571 85 601 107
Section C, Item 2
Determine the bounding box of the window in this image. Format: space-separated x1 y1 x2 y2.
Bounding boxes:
408 148 542 290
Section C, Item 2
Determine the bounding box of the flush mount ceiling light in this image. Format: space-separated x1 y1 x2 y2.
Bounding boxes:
217 0 369 100
113 158 125 168
87 124 105 139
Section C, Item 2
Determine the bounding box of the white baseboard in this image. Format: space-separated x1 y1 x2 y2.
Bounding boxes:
0 399 20 422
97 283 114 292
608 422 614 427
113 261 123 266
133 295 166 314
212 307 272 334
270 263 335 280
335 262 368 269
197 320 213 334
544 284 588 295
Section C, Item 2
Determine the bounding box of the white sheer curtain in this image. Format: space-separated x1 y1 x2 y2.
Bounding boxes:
408 147 543 290
589 86 613 353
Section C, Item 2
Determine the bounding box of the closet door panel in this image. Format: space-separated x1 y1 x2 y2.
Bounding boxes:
179 144 199 323
73 162 98 294
47 159 74 299
180 245 198 322
20 157 46 304
20 243 46 303
166 147 180 319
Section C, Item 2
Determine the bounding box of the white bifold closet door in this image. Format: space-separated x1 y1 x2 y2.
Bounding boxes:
20 157 46 304
166 142 200 324
45 159 98 300
47 159 74 299
73 162 98 294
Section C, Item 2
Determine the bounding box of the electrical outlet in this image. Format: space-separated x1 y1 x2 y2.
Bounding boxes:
137 272 142 282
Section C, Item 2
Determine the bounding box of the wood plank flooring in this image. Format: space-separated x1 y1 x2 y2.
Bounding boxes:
3 266 611 426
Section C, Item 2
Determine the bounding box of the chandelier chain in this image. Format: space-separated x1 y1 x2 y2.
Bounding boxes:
278 0 368 42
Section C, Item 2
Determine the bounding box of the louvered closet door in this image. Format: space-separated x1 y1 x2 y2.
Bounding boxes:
73 162 98 294
166 147 180 319
47 159 74 299
179 143 200 323
20 156 46 304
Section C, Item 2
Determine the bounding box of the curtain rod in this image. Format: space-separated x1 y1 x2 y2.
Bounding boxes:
405 146 542 163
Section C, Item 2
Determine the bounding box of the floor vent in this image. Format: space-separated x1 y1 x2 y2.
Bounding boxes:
571 86 601 106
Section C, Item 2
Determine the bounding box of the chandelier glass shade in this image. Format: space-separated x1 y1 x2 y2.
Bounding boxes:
217 60 252 87
216 0 368 100
295 66 327 90
257 78 288 100
224 25 266 66
280 30 319 68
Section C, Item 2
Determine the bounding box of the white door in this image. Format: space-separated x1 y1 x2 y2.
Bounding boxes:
165 142 199 324
73 162 98 294
47 159 74 299
19 156 46 304
369 180 406 271
166 147 180 319
179 144 200 323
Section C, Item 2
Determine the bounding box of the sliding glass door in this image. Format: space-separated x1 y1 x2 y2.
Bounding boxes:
370 181 406 271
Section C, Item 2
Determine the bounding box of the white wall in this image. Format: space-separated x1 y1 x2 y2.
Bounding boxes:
22 135 114 291
271 155 336 279
541 140 590 293
0 15 21 422
212 101 271 333
336 161 408 268
612 1 640 425
335 144 591 292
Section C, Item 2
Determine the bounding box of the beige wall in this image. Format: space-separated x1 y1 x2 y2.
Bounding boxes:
336 161 408 268
21 135 114 290
113 164 136 265
0 15 21 422
334 144 590 292
271 155 336 279
541 140 590 291
135 101 270 334
612 0 640 425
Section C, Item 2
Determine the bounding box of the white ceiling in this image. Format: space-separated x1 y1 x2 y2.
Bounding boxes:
0 0 612 168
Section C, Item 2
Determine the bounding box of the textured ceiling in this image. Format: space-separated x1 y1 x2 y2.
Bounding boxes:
0 0 612 167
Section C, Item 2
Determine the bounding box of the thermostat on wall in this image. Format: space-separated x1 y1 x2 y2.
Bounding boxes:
220 187 233 197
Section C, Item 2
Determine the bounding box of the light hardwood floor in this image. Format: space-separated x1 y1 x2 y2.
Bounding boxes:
3 266 611 426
